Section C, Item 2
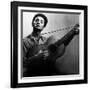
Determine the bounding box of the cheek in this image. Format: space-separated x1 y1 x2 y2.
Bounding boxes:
41 22 45 27
41 25 44 29
33 21 36 24
33 22 37 26
41 24 44 26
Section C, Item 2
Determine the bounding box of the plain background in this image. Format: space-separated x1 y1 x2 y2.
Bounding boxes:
0 0 89 90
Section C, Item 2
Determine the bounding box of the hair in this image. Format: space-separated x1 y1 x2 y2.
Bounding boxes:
32 13 48 27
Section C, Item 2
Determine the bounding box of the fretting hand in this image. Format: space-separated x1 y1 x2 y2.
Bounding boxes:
38 50 49 60
73 24 79 34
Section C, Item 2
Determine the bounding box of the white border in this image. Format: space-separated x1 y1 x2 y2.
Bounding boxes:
18 6 84 83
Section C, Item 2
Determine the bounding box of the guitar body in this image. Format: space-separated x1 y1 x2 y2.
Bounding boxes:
23 36 66 76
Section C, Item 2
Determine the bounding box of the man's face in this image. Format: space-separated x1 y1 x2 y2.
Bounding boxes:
33 16 45 30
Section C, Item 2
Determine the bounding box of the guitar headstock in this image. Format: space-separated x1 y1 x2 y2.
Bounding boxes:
73 24 79 34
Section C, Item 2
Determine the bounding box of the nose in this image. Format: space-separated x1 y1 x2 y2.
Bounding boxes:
36 22 40 24
36 21 40 26
36 20 40 24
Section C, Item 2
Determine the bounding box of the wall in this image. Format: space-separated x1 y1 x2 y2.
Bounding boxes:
0 0 89 90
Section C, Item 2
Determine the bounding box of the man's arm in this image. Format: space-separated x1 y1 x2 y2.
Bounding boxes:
23 37 47 68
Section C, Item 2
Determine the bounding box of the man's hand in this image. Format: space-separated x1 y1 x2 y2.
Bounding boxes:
73 24 79 34
38 50 49 60
43 50 49 59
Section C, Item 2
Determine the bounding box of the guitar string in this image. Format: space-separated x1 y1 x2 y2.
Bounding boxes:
41 25 74 36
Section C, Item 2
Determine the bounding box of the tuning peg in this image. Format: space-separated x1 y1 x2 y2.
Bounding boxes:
75 24 79 27
74 28 79 35
73 24 79 35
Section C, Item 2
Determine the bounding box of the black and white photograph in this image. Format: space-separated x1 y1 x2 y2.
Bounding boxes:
11 1 87 88
22 11 79 77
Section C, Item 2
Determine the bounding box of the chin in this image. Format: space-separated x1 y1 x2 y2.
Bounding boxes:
34 27 42 31
36 26 42 29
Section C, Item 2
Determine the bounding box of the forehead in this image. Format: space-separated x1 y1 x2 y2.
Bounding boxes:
34 16 44 20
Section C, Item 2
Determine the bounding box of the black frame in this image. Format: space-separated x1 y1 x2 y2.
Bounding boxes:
11 1 88 88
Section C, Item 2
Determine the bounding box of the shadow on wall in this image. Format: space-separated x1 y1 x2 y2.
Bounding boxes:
55 35 79 75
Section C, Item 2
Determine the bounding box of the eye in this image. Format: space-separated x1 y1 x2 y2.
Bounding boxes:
35 18 39 22
41 20 44 23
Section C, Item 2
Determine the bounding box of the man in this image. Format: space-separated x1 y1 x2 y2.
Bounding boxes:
23 13 56 77
23 13 79 77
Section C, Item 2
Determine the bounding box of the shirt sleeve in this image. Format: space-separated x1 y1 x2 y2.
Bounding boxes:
23 38 28 57
40 36 47 44
23 38 33 67
23 38 33 58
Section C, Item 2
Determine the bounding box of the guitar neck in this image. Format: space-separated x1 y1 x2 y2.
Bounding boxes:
54 29 78 47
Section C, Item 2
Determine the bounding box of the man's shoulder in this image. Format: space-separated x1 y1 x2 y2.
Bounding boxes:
23 34 31 40
40 35 47 41
23 34 32 43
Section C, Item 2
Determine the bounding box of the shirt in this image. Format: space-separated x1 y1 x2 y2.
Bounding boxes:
23 34 47 58
23 34 48 76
